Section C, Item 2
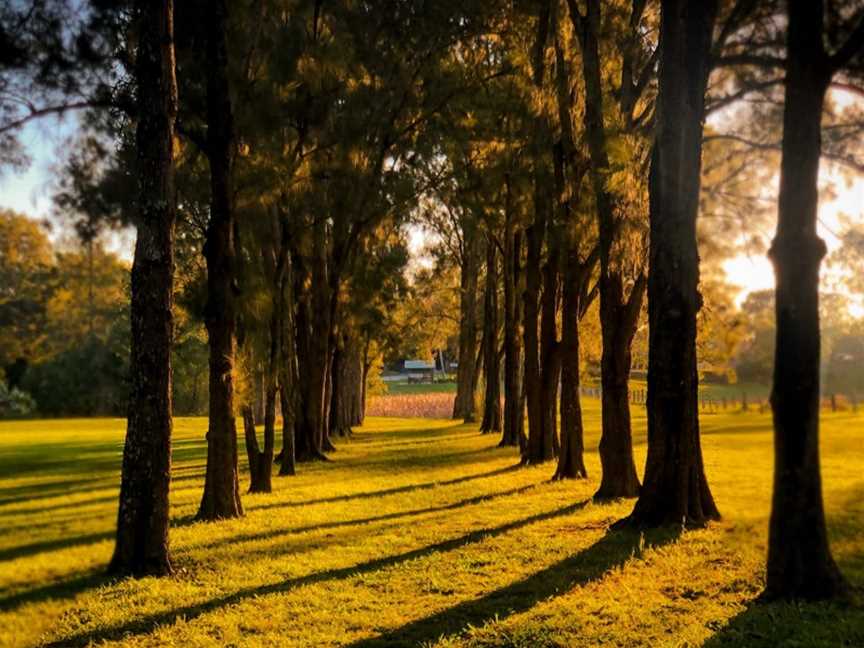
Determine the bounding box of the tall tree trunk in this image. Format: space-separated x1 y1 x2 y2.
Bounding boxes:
198 0 243 521
551 24 594 480
453 224 481 422
523 205 553 463
360 338 372 425
330 332 362 437
110 0 178 577
293 237 329 462
242 404 271 493
293 267 317 461
246 215 287 493
540 249 561 457
278 379 296 476
572 0 643 500
349 343 363 426
480 236 502 434
277 213 297 477
765 0 850 600
556 252 589 480
501 177 525 448
522 0 555 465
595 274 644 499
621 0 720 527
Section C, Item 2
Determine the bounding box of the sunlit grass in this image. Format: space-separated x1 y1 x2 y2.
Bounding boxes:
0 401 861 647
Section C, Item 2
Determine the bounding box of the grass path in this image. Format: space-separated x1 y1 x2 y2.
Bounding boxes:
0 403 862 647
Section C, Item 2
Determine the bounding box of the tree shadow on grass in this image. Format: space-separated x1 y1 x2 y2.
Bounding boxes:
248 464 520 512
345 525 682 647
700 595 864 647
42 500 593 647
0 570 111 612
0 530 114 563
191 479 545 552
702 482 864 647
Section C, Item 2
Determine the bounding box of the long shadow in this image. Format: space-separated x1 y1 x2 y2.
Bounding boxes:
193 480 542 551
346 430 478 449
0 530 114 563
42 501 591 647
700 595 864 647
0 570 111 612
346 422 466 444
346 526 682 647
348 446 505 472
248 464 520 512
0 493 119 520
0 476 117 508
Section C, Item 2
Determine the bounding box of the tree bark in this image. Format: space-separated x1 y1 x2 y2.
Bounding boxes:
551 25 594 481
556 252 589 480
292 242 329 462
765 0 849 600
522 0 555 465
539 246 561 458
572 0 644 500
110 0 178 578
197 0 243 521
480 235 502 434
243 405 272 493
452 222 481 422
330 332 363 437
523 200 553 463
595 274 644 500
621 0 720 527
500 176 525 448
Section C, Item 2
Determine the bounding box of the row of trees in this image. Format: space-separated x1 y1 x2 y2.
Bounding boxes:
425 0 863 601
3 0 863 602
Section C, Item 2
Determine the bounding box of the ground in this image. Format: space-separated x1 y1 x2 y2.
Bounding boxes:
0 400 862 647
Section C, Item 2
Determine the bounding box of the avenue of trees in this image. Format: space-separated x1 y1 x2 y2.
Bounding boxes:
3 0 864 602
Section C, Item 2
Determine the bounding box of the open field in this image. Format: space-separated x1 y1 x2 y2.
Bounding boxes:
1 403 862 647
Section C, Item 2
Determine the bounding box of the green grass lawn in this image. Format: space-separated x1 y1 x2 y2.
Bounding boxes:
383 380 458 395
0 401 862 647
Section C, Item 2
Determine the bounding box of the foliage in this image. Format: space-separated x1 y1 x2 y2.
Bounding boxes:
0 379 36 419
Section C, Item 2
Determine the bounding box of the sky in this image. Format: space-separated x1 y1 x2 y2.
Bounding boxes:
3 106 863 308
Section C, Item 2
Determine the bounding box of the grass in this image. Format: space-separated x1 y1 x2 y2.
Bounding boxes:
0 400 862 647
384 381 458 395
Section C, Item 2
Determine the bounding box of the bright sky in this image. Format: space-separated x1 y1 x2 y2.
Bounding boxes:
723 171 864 304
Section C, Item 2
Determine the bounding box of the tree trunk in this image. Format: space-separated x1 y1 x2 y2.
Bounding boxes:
480 235 502 434
243 405 271 493
292 245 329 462
555 253 588 480
765 0 848 600
501 177 525 448
574 0 643 500
197 0 243 521
539 245 561 458
330 332 362 437
523 210 553 463
621 0 720 528
453 224 481 422
109 0 178 578
278 379 296 476
595 277 643 499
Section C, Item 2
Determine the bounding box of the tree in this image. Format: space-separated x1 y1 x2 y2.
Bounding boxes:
765 0 864 600
109 0 178 577
0 211 55 382
479 234 502 433
566 0 651 498
619 0 720 528
196 0 243 521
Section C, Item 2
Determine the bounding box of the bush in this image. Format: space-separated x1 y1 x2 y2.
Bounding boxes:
0 380 36 418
